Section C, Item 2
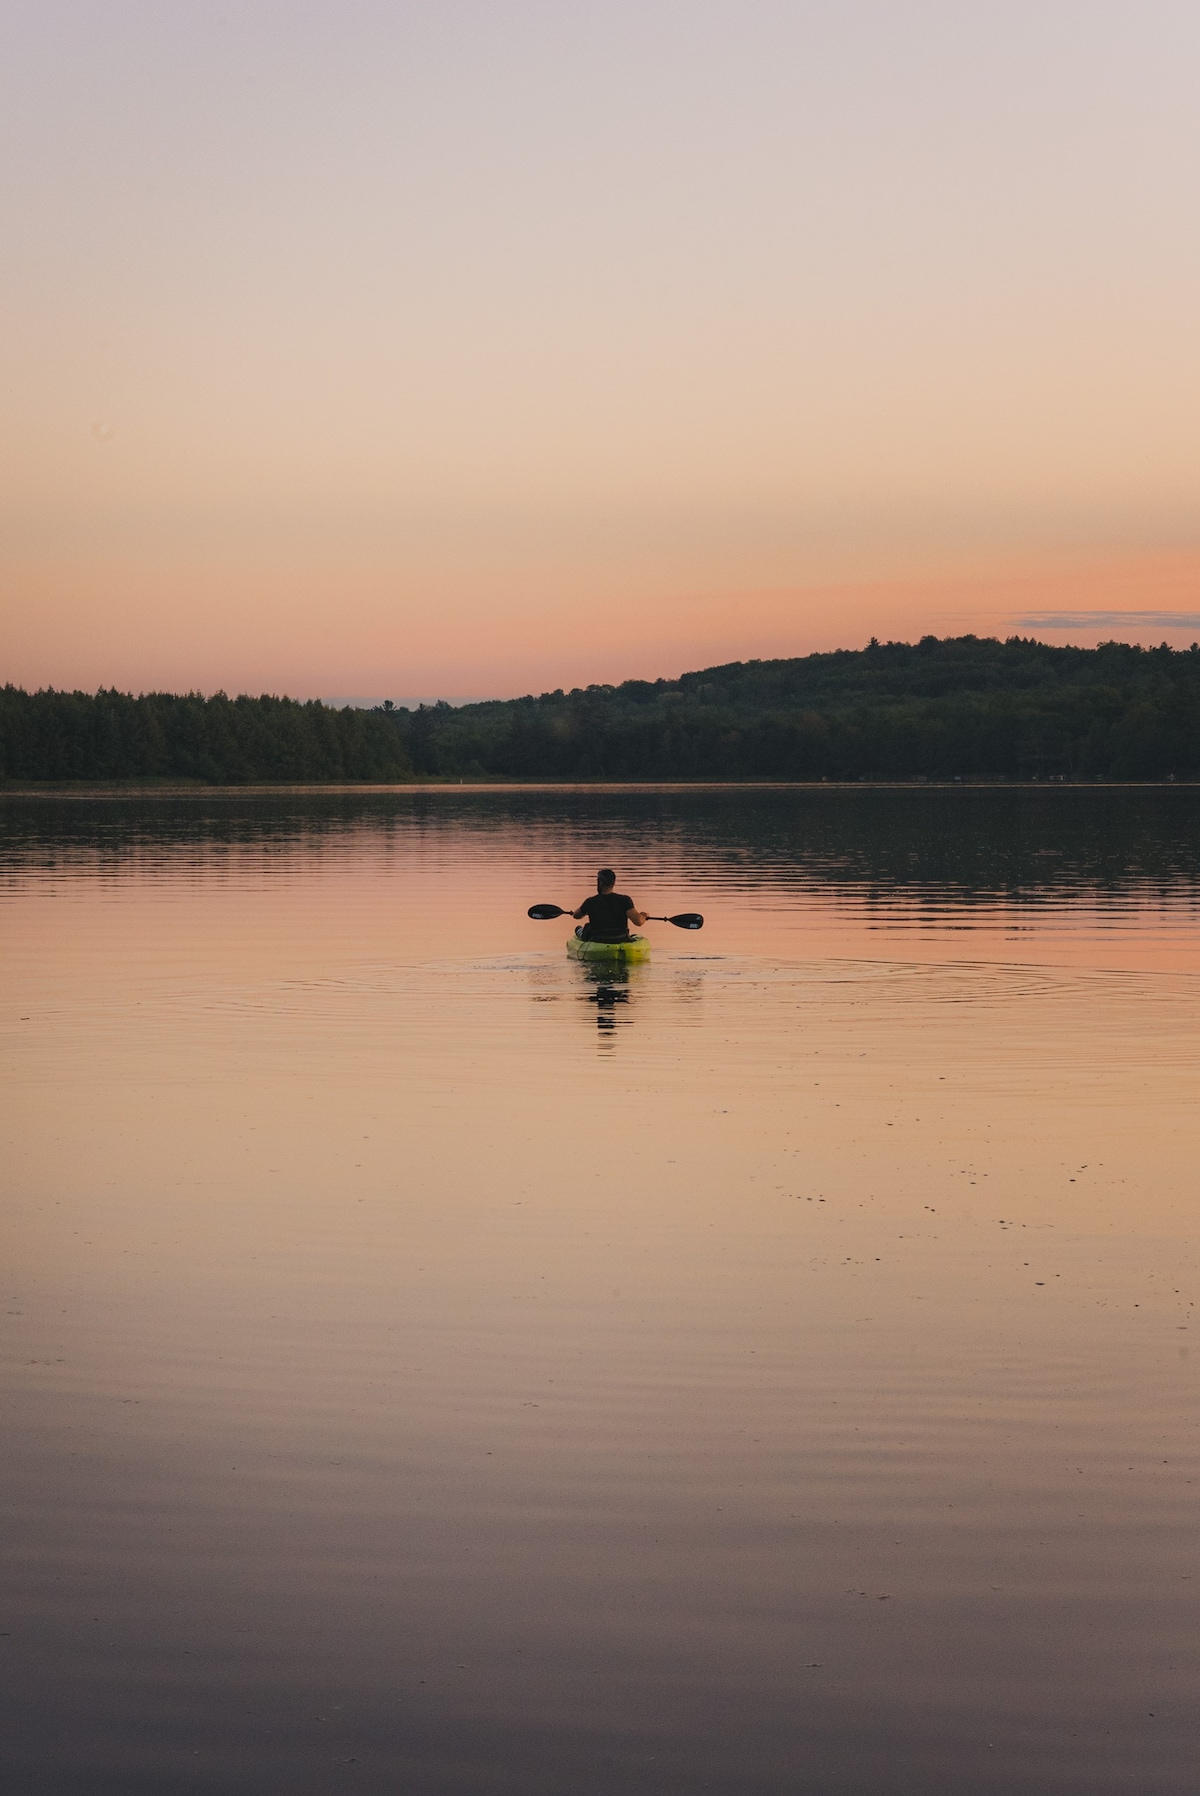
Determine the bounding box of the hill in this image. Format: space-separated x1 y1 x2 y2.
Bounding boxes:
392 635 1200 782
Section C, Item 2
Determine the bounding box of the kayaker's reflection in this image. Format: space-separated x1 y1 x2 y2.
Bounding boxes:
577 964 635 1041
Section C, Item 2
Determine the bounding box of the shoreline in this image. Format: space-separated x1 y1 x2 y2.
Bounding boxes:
1 778 1195 799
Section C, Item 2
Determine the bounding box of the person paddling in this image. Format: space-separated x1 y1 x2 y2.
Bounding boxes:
572 869 647 943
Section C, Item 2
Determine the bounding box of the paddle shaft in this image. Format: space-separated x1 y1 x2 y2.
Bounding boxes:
527 903 702 929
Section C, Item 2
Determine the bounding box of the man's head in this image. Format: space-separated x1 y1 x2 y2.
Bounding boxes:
597 868 616 892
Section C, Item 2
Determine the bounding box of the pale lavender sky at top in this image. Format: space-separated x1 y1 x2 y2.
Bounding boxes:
3 0 1200 698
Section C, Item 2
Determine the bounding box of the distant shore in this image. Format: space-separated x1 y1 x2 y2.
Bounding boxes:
3 777 1195 799
7 639 1200 783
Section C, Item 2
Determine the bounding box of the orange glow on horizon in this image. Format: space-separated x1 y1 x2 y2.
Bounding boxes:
6 543 1200 702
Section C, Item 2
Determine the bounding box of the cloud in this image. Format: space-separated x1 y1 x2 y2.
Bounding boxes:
1014 610 1200 630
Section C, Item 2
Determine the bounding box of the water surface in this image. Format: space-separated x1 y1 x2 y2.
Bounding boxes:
4 788 1200 1793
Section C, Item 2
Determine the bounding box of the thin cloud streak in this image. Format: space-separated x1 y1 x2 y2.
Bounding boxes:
1016 610 1200 631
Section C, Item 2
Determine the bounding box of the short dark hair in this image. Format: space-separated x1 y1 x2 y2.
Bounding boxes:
597 868 616 889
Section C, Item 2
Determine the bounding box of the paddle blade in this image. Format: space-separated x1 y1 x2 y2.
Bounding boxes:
527 903 568 920
668 912 704 929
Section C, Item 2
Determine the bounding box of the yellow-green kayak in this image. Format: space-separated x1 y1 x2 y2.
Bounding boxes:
566 933 650 965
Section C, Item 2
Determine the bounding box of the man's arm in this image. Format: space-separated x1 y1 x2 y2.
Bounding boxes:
628 905 647 926
572 902 587 920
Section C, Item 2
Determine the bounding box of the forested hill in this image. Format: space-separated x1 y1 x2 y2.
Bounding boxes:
397 635 1200 781
4 635 1200 783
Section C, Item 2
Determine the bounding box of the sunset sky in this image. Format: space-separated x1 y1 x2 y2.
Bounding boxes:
4 1 1200 701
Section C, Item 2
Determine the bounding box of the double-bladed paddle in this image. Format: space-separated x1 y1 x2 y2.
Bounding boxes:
527 903 704 930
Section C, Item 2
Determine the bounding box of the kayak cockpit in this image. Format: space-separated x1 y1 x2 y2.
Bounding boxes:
566 933 650 964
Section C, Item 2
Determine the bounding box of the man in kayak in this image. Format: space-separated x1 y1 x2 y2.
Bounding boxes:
572 869 647 943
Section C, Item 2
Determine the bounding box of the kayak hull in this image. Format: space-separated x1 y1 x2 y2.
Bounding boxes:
566 933 650 964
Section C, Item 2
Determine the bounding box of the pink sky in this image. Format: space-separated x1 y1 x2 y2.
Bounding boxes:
4 2 1200 700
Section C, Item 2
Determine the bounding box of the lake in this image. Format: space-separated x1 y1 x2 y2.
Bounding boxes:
4 786 1200 1794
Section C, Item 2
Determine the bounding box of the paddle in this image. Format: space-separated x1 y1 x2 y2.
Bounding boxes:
527 903 704 930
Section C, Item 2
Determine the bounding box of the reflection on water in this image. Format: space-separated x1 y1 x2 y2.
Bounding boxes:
6 782 1200 968
575 965 638 1045
4 788 1200 1794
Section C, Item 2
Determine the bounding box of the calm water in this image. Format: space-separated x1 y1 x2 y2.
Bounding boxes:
4 787 1200 1794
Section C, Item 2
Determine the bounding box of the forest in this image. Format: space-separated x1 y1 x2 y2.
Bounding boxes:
5 635 1200 783
0 687 412 784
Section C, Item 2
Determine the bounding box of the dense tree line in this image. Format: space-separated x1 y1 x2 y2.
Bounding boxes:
0 688 412 783
6 636 1200 783
387 636 1200 782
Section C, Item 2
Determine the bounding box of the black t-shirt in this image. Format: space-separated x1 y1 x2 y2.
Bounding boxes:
578 892 636 941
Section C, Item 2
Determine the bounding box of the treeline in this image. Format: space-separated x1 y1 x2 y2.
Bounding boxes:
6 636 1200 784
0 688 412 783
390 635 1200 782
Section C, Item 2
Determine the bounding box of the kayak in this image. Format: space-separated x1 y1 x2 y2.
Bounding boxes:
566 933 650 965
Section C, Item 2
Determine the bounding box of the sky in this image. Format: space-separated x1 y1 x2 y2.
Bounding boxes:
3 0 1200 701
